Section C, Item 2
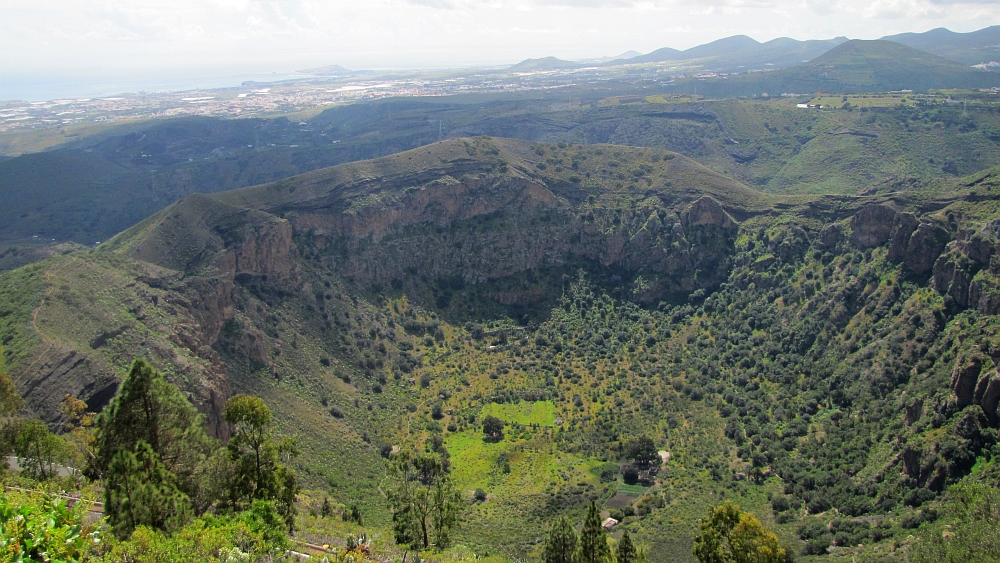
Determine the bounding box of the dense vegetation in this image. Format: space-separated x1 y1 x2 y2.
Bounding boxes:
1 38 1000 559
3 85 999 248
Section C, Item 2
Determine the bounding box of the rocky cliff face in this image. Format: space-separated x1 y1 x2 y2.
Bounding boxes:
6 194 296 436
850 204 954 277
9 137 1000 467
934 223 1000 313
9 139 747 429
297 180 737 305
845 202 1000 318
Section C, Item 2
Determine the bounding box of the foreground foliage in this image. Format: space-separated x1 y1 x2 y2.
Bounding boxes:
693 502 785 563
0 489 99 563
93 501 290 563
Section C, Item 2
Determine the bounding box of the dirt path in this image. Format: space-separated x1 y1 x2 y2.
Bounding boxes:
20 257 77 378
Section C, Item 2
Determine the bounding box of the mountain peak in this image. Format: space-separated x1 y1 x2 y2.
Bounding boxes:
508 56 580 72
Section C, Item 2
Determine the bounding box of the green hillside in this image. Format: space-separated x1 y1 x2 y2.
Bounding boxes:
2 89 999 249
883 25 1000 66
621 35 848 73
670 40 998 97
4 138 1000 561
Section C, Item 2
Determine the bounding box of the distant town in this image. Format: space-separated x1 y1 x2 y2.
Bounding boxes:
0 63 707 135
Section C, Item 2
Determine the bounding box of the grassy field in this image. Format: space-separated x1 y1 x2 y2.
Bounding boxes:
480 400 557 426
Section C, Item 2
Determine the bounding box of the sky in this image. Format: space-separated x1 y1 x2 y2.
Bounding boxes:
2 0 999 97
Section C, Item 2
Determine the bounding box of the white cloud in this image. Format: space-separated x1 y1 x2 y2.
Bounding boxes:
863 0 945 18
1 0 999 95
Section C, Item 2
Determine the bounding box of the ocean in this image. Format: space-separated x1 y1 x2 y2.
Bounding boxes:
1 71 307 103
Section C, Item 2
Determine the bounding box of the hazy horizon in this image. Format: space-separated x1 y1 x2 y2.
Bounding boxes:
3 0 1000 102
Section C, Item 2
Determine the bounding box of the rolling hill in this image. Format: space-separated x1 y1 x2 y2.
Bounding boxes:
670 39 999 97
602 25 1000 72
607 35 848 72
508 56 582 72
884 25 1000 66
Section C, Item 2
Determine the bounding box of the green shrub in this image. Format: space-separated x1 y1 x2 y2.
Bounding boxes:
0 489 100 562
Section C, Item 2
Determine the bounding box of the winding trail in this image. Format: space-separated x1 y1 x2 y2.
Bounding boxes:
20 257 77 378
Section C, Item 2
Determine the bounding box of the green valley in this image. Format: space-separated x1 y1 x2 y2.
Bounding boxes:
2 26 1000 563
2 135 1000 561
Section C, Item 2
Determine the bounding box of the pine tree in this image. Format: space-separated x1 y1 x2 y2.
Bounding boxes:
105 440 192 539
616 529 638 563
543 515 578 563
579 501 612 563
90 359 214 503
92 359 218 531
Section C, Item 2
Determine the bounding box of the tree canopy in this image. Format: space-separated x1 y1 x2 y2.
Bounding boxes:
579 501 612 563
222 394 300 531
90 359 214 489
626 436 658 467
693 502 786 563
387 450 462 550
616 529 640 563
482 415 504 443
910 482 1000 563
543 515 578 563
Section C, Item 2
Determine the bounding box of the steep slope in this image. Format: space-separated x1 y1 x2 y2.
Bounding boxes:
884 25 1000 66
798 39 991 90
4 93 1000 249
1 136 774 530
4 139 1000 560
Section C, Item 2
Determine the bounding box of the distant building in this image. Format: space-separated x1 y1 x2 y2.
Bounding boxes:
602 517 619 530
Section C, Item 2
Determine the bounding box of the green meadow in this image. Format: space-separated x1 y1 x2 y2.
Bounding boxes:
480 400 557 427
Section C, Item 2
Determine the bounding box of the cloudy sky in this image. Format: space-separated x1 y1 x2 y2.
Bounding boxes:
3 0 998 79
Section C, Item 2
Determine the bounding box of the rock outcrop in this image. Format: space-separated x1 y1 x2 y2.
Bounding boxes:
850 205 953 279
933 226 999 310
850 204 897 248
949 352 1000 426
886 213 918 263
973 373 1000 424
951 354 984 408
682 196 736 229
819 224 842 249
904 219 951 276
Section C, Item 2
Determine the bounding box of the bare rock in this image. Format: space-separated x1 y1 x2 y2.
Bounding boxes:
970 274 1000 315
963 231 996 267
682 196 736 229
905 219 951 276
12 347 120 425
951 355 983 408
887 213 918 263
850 205 897 248
904 398 923 426
819 224 842 249
933 250 973 309
901 445 921 479
974 374 1000 424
